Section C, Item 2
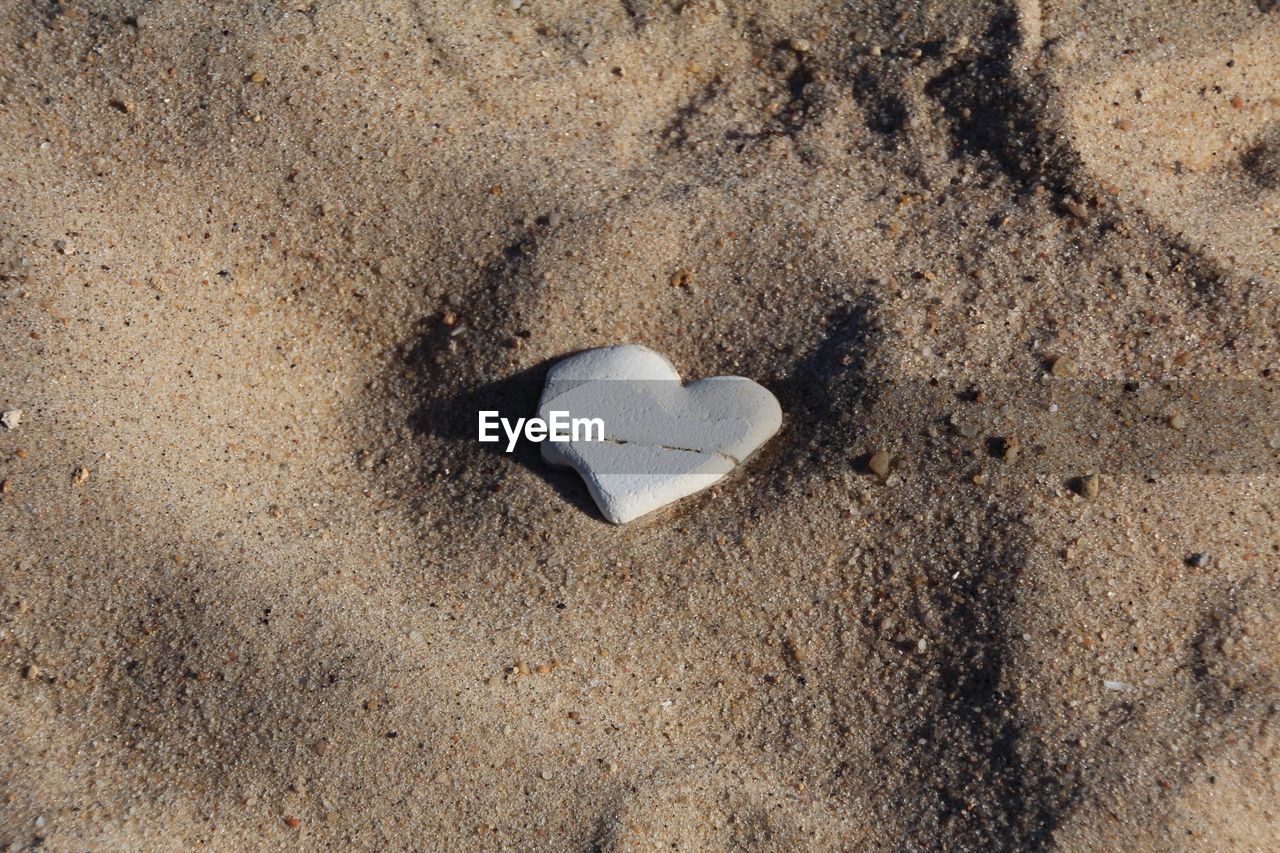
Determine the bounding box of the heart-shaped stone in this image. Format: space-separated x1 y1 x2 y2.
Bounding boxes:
537 345 782 524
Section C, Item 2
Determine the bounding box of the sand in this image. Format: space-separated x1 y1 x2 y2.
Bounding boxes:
1 0 1278 849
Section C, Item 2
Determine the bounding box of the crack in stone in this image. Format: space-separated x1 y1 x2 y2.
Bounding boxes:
597 435 740 466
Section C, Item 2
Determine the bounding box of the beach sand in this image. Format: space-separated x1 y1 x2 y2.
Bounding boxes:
2 1 1278 848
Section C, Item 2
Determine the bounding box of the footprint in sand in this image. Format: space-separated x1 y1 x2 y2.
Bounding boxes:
1061 22 1280 282
595 767 847 850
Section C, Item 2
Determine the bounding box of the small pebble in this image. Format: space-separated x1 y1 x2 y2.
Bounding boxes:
284 816 301 829
73 466 91 485
1050 356 1077 377
1063 198 1089 221
867 450 891 477
1168 412 1187 430
540 770 553 780
789 37 811 53
1185 552 1210 568
1 409 21 429
24 663 39 680
1078 473 1100 499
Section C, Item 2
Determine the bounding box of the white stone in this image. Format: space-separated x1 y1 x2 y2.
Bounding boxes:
537 345 781 524
1 409 21 430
